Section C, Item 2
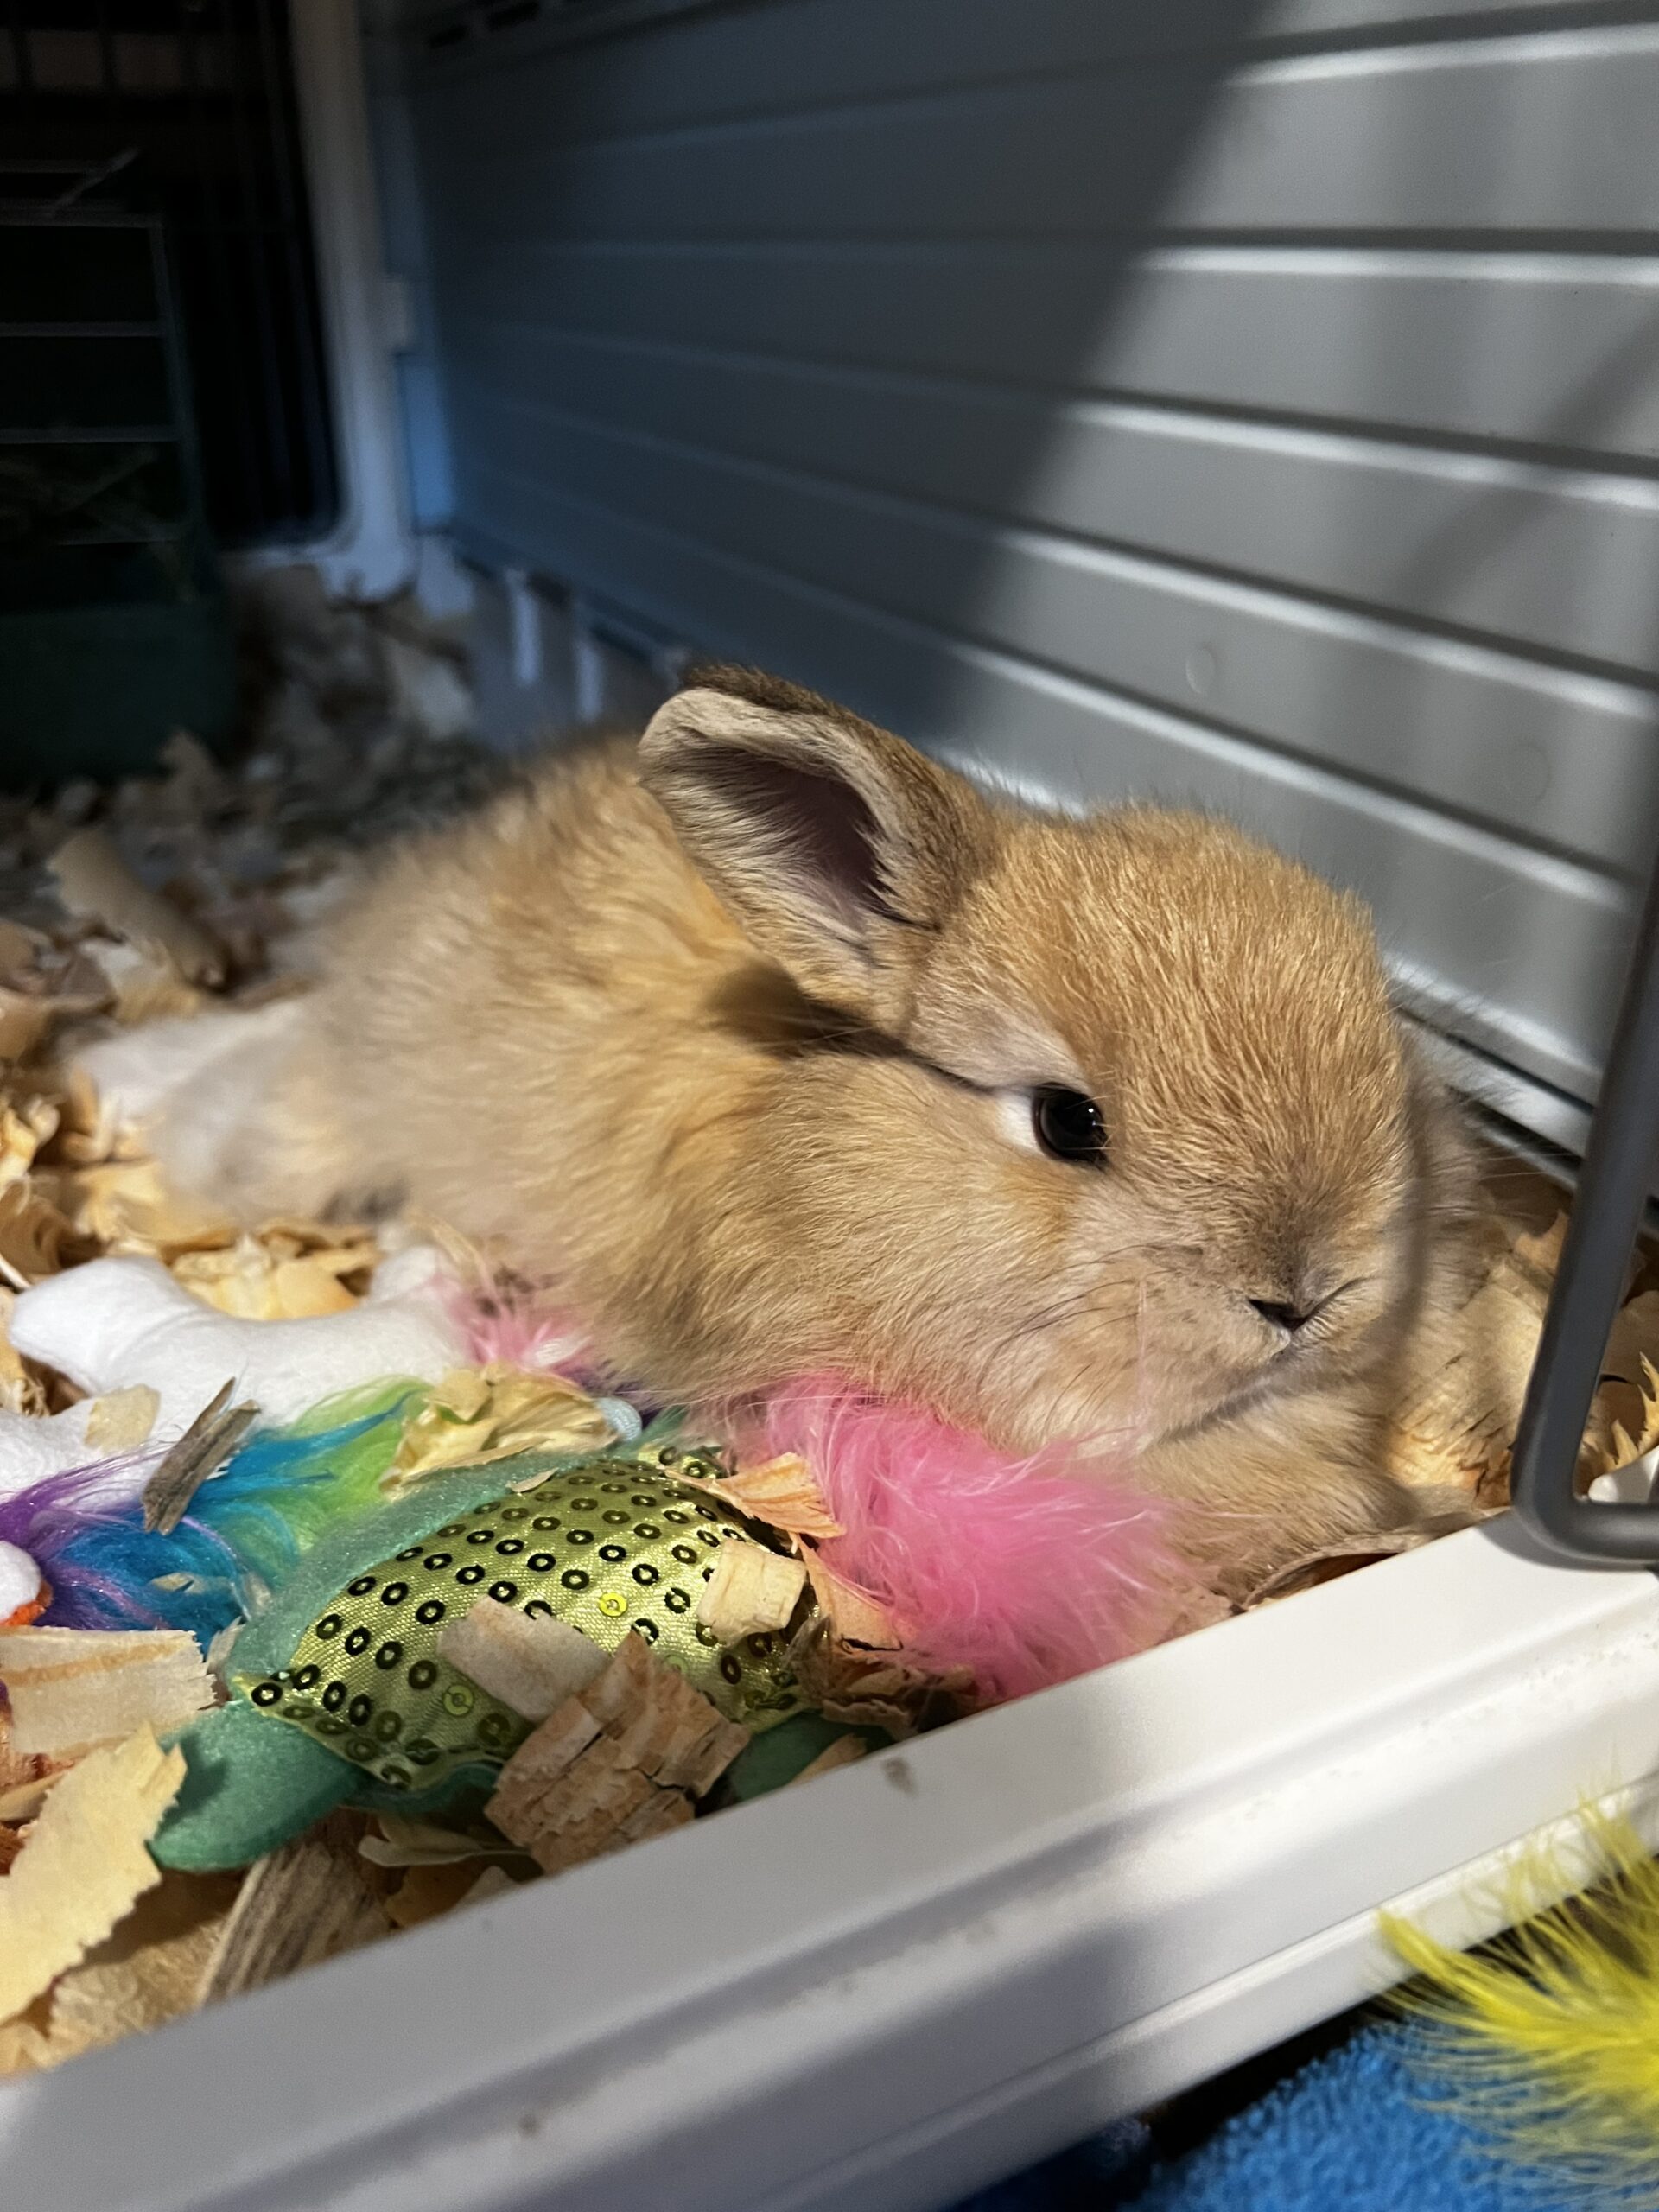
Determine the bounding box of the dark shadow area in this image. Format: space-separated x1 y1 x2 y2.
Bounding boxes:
0 0 337 550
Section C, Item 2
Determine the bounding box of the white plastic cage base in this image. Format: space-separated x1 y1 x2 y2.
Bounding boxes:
5 1516 1659 2212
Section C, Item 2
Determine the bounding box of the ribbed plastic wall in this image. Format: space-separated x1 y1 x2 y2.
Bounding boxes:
406 0 1659 1108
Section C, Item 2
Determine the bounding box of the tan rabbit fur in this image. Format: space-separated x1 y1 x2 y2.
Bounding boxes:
172 664 1476 1592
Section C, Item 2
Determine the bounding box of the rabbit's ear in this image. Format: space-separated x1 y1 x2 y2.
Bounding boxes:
639 664 993 1026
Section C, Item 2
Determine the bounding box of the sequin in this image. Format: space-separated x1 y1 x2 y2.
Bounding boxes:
235 1455 804 1790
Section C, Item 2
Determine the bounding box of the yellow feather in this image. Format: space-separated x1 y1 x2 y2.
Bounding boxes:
1383 1811 1659 2204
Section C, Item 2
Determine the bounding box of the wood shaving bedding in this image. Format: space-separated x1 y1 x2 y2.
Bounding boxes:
0 1628 216 1761
0 1729 186 2027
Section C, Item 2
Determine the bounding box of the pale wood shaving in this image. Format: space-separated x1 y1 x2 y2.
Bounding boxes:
788 1618 970 1738
84 935 207 1027
1509 1212 1567 1289
1384 1210 1659 1505
0 2002 54 2073
0 1096 59 1192
1383 1249 1548 1500
720 1452 844 1538
804 1554 899 1650
50 826 226 987
0 921 110 1058
1581 1297 1659 1481
0 998 50 1060
0 1770 61 1824
0 1705 54 1801
1 1872 240 2075
50 1064 125 1169
0 1287 48 1415
0 1727 186 2025
258 1213 377 1252
0 1626 215 1759
486 1633 745 1876
489 1726 692 1877
0 1179 83 1287
66 1155 237 1255
696 1542 807 1642
1238 1511 1497 1607
199 1817 390 2002
489 1700 604 1834
171 1231 371 1319
397 1210 503 1289
85 1382 160 1454
203 1618 245 1685
358 1812 531 1869
787 1734 869 1785
437 1599 608 1721
1587 1451 1658 1505
387 1362 614 1485
578 1627 751 1795
460 1866 520 1910
385 1860 498 1929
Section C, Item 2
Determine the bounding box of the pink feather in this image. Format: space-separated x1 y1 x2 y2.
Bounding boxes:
447 1279 596 1380
751 1377 1192 1704
447 1272 1203 1705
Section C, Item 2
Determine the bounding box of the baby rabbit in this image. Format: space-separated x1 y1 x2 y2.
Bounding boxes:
170 664 1474 1591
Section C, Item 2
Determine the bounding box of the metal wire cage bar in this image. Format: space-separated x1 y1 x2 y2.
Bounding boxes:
1511 844 1659 1564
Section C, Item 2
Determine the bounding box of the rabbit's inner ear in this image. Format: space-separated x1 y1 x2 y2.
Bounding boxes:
686 746 896 936
638 678 990 1027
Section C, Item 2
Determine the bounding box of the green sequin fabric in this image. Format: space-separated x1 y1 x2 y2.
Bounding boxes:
233 1447 804 1794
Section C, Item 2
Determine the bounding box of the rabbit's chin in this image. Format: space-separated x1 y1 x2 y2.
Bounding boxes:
1149 1370 1295 1447
979 1325 1380 1478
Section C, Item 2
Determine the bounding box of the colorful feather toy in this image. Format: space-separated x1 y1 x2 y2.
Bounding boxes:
0 1382 419 1647
750 1377 1185 1701
1 1367 1190 1709
1386 1810 1659 2205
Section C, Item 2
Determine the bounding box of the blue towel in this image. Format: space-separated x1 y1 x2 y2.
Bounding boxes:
949 2024 1601 2212
947 2120 1154 2212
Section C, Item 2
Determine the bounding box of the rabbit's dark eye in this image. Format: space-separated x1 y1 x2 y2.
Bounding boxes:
1032 1086 1107 1164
